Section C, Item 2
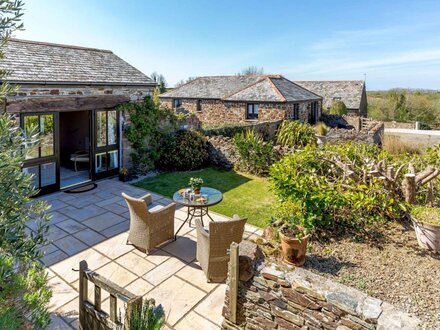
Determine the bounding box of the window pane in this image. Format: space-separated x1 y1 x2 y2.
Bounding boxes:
96 111 107 147
108 111 117 145
95 152 107 173
24 115 39 159
247 104 252 114
23 166 39 188
108 150 118 170
254 104 259 114
41 162 56 187
40 115 54 157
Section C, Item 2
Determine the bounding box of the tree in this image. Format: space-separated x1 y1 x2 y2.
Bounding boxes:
329 100 347 116
175 76 197 88
0 1 52 328
237 66 264 76
150 72 167 93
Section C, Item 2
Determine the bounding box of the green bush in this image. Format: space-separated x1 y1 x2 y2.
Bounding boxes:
329 100 348 116
157 129 208 171
202 123 250 137
233 129 276 176
276 120 316 148
121 97 177 173
270 142 408 233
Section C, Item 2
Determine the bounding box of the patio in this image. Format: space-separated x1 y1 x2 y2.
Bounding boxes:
31 178 262 330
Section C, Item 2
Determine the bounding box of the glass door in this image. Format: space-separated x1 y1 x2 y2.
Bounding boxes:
92 110 119 180
21 112 59 195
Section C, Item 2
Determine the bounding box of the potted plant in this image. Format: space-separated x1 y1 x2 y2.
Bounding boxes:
271 200 314 266
411 206 440 252
189 177 204 194
119 167 129 182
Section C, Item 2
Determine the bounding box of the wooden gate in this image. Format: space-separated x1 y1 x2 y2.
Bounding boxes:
79 260 142 330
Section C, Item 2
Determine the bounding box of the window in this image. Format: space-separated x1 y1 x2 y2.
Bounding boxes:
293 103 299 120
174 99 182 108
246 103 259 119
333 96 341 101
23 114 54 159
197 100 202 112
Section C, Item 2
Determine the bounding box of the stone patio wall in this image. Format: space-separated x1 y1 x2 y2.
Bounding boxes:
221 242 419 330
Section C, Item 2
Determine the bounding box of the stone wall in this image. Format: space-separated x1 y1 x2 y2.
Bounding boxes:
222 242 419 330
10 84 152 102
160 98 318 125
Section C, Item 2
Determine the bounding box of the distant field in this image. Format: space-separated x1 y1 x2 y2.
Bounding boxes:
367 90 440 127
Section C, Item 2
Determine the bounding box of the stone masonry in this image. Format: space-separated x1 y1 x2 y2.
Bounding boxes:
222 242 419 330
160 99 319 125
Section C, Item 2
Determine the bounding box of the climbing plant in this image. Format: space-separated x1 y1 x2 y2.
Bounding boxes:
120 97 177 173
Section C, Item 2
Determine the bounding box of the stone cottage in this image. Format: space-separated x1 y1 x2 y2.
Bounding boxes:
294 80 368 117
1 38 156 195
160 75 322 125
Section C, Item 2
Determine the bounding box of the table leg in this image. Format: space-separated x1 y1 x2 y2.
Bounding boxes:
206 208 215 222
175 207 193 241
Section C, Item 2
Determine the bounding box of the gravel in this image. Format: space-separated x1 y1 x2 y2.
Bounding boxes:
305 220 440 328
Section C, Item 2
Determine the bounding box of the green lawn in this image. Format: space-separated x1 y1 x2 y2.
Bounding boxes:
133 167 275 228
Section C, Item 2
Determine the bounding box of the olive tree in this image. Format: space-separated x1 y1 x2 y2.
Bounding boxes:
0 1 51 328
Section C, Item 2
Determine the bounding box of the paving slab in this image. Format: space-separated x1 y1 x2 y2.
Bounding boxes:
58 205 106 222
162 236 197 263
115 251 156 276
82 211 126 231
174 311 220 330
143 257 187 286
55 219 86 234
147 276 206 326
93 232 133 259
73 228 106 246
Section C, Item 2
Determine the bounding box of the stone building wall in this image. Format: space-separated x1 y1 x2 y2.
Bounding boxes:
160 98 317 125
222 242 419 330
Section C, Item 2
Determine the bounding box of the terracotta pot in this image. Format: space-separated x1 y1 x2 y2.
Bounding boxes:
280 232 309 266
412 217 440 252
193 189 201 194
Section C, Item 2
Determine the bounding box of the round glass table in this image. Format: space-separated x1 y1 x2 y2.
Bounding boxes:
172 187 223 239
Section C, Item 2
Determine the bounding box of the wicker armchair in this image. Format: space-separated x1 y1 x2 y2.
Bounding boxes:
122 192 176 253
195 215 247 283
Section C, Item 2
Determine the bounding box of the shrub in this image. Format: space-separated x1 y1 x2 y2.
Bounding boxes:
276 120 316 148
121 97 177 173
270 142 408 233
314 122 329 136
233 129 276 176
329 100 348 116
158 129 208 170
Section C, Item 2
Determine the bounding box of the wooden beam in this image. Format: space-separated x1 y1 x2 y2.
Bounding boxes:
6 95 130 113
79 260 88 330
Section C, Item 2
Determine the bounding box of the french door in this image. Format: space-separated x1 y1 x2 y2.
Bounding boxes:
92 109 120 180
21 112 60 195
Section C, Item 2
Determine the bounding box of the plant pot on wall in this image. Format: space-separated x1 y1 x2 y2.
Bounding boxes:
280 232 309 266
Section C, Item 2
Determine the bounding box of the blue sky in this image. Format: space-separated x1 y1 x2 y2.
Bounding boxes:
16 0 440 90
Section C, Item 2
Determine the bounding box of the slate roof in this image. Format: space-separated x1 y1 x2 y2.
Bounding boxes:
160 75 321 102
1 39 155 86
294 80 365 110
